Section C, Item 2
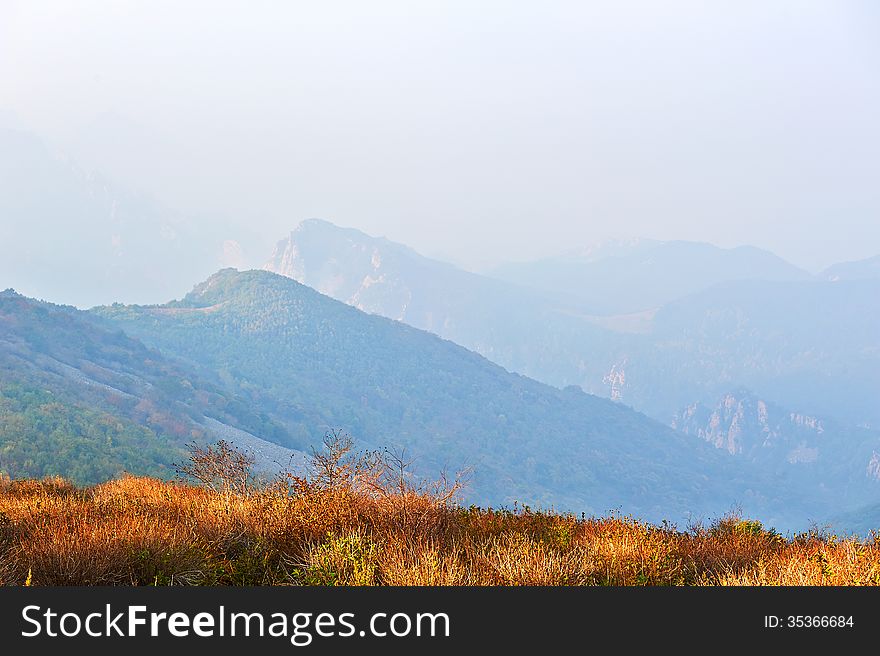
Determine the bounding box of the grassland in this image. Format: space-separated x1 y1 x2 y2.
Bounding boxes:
2 471 878 586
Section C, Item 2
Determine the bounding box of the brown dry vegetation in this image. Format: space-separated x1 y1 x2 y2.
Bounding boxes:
2 472 879 586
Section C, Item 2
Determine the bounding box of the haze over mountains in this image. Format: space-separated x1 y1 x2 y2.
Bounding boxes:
258 219 880 533
2 263 877 531
2 132 879 533
0 128 251 308
264 219 620 384
3 2 880 557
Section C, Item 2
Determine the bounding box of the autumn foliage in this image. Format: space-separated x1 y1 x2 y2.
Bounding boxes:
1 438 879 586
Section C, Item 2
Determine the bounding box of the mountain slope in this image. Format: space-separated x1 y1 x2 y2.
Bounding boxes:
490 240 812 314
264 219 623 387
94 268 817 528
0 290 304 482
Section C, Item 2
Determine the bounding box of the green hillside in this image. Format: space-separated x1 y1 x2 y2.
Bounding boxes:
0 290 294 483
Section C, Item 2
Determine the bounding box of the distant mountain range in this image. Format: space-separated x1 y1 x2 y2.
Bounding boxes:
642 278 880 427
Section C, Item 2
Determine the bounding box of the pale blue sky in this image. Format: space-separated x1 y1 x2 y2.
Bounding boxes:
1 1 878 271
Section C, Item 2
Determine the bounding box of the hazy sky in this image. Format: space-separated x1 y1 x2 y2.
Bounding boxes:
1 1 878 271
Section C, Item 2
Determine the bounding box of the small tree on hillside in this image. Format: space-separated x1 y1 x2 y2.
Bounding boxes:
308 429 382 492
175 439 256 498
369 446 469 505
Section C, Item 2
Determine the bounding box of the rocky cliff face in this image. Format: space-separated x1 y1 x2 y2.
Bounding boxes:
264 219 419 321
673 390 880 505
673 391 825 458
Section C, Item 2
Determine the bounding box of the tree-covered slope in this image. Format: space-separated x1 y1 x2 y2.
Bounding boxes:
640 279 880 426
0 290 298 483
0 384 177 484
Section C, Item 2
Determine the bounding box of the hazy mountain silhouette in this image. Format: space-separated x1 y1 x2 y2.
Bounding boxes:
820 254 880 281
0 128 247 308
490 239 812 314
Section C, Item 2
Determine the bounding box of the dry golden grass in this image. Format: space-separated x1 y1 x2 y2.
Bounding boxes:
1 475 878 586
